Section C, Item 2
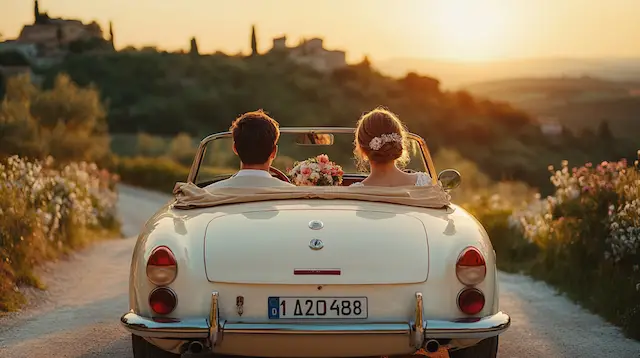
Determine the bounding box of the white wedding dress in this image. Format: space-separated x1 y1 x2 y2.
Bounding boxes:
350 172 432 187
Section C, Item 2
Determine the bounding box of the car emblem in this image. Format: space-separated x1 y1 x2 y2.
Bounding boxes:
308 220 324 230
309 238 324 250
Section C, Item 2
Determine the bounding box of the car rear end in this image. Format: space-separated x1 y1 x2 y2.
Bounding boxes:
121 201 510 357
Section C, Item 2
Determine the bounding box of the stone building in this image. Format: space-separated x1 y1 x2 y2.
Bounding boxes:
270 35 346 73
16 0 109 57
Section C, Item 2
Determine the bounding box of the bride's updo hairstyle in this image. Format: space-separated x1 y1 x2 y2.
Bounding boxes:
354 107 410 168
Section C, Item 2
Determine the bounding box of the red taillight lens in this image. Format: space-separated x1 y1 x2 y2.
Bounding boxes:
456 247 486 286
146 246 178 285
457 288 485 315
149 287 177 315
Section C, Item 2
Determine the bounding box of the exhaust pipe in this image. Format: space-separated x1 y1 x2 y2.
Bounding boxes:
424 339 440 353
187 341 204 354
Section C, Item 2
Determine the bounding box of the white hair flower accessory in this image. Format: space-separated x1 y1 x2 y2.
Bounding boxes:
368 133 402 151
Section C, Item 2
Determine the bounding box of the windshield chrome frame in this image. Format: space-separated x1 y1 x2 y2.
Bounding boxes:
187 127 438 185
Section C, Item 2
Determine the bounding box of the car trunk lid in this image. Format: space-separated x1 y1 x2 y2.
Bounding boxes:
203 208 429 284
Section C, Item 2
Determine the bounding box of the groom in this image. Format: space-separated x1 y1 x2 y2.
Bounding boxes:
205 110 295 189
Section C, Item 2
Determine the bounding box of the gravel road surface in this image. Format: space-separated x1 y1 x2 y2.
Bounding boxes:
1 184 639 358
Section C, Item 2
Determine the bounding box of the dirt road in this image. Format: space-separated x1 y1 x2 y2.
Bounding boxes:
1 184 639 358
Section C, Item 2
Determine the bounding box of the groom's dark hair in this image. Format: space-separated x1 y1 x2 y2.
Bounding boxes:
230 109 280 165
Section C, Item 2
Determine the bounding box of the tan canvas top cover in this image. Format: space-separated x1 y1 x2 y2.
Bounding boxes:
172 182 451 210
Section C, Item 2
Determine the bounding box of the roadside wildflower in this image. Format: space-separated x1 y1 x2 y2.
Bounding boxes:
508 153 640 263
0 156 119 245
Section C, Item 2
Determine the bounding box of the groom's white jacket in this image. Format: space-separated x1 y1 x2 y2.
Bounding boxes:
205 169 294 189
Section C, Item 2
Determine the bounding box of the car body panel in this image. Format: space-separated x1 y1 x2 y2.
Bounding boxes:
129 200 497 320
203 204 431 284
123 127 509 356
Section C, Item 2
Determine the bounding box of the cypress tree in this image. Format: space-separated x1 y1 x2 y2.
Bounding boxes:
190 37 199 56
109 21 115 47
34 0 40 24
251 25 258 56
361 55 371 69
597 119 613 142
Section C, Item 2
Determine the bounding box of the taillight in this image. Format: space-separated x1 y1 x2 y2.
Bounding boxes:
455 246 486 286
146 246 178 285
457 288 485 315
149 287 177 315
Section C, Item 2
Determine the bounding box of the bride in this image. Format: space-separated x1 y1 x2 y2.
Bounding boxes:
350 107 432 187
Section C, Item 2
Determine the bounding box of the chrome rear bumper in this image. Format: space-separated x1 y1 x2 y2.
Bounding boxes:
121 292 510 353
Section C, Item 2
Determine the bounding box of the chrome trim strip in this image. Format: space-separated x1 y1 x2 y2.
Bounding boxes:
424 311 511 339
120 312 209 339
221 322 412 334
121 311 510 341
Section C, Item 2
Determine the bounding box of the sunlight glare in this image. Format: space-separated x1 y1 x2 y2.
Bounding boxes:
431 0 508 61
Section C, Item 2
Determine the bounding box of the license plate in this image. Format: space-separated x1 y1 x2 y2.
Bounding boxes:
268 297 368 319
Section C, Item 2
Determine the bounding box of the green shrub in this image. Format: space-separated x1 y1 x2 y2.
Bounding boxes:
110 156 230 193
0 73 110 164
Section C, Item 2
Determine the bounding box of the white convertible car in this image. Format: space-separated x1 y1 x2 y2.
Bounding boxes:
120 128 510 358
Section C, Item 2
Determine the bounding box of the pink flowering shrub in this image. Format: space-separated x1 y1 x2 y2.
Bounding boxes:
0 155 119 311
517 156 640 265
507 151 640 339
287 154 344 186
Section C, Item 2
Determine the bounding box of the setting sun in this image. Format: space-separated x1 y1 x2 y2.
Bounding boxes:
429 0 509 61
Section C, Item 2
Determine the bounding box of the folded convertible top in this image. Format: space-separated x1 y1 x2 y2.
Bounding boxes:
172 182 451 210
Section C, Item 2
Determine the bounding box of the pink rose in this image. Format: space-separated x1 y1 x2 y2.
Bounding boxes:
317 154 330 164
301 167 312 176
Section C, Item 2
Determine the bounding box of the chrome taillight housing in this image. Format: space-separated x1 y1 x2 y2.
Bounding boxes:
146 246 178 286
455 246 486 286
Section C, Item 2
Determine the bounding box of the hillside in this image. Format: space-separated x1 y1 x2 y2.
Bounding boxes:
376 57 640 89
35 51 634 193
462 77 640 138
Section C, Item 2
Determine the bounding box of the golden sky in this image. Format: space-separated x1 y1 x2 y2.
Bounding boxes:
1 0 639 63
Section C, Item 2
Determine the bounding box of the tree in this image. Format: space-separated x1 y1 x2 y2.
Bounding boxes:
597 119 613 142
109 21 115 48
68 37 110 53
136 132 166 157
34 0 40 23
56 25 64 46
251 25 258 56
0 51 30 67
189 37 199 56
360 55 371 69
0 71 4 99
0 73 110 163
168 133 195 166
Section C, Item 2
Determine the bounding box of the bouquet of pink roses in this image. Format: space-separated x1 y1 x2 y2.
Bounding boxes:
287 154 344 186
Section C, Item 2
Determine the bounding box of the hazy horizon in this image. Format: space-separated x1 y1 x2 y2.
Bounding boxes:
2 0 640 64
